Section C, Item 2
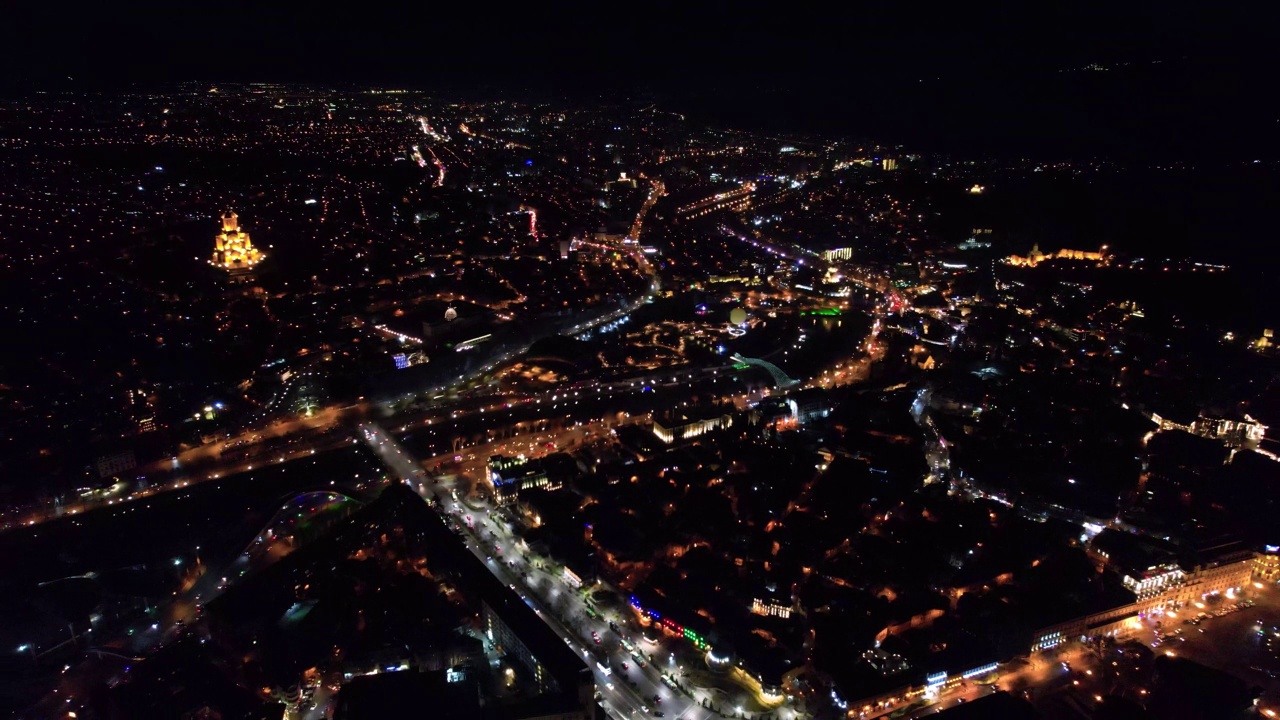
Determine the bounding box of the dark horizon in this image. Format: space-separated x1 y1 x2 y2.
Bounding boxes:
6 2 1278 160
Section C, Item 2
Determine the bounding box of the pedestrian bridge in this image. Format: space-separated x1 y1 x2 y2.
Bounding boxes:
731 354 798 388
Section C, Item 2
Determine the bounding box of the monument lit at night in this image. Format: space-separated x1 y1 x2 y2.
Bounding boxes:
210 210 264 275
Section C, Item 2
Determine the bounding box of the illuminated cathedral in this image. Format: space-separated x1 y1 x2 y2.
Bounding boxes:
210 211 264 275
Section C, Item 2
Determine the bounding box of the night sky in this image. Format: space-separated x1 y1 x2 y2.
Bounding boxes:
5 2 1278 157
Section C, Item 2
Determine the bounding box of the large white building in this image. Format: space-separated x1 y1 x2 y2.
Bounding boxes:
652 413 733 444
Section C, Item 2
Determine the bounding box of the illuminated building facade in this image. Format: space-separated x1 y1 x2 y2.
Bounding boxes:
478 585 593 719
750 597 792 619
483 601 557 694
126 387 158 434
1121 565 1186 599
1150 411 1267 449
652 413 733 444
604 171 638 192
488 454 557 505
1254 547 1280 583
210 211 264 275
561 566 583 589
708 274 762 285
1031 554 1258 652
1006 244 1109 267
1191 414 1267 447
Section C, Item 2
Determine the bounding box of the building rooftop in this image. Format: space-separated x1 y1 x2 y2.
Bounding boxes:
334 670 481 720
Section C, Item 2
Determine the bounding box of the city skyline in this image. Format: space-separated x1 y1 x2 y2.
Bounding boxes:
4 4 1277 158
1 6 1279 720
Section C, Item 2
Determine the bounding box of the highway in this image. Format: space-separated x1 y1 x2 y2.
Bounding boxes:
0 351 739 536
361 422 718 720
0 229 664 535
0 139 676 536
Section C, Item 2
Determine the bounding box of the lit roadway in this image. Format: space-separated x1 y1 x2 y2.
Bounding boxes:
7 150 908 719
1 229 663 534
361 423 716 720
2 147 672 532
5 272 864 533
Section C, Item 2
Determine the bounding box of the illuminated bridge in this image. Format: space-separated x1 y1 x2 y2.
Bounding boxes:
731 354 798 388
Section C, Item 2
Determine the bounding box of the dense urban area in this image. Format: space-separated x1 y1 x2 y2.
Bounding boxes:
1 84 1279 720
